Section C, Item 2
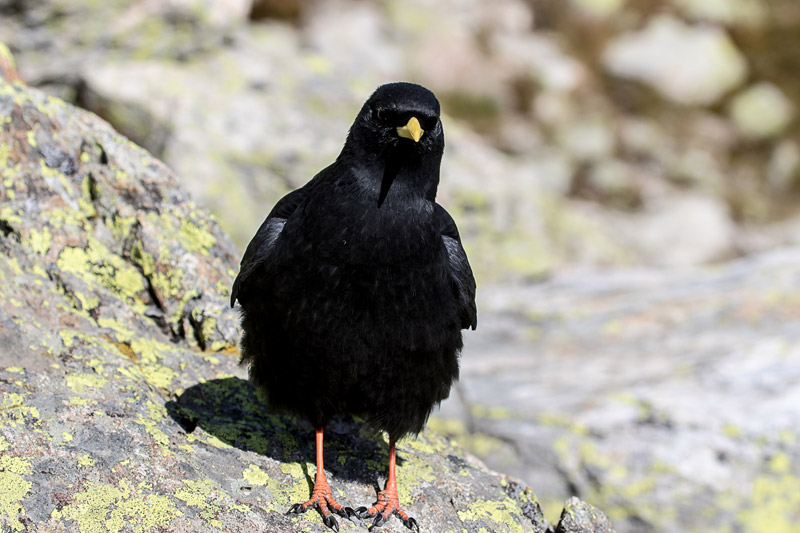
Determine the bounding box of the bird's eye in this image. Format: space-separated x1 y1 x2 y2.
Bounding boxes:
376 108 385 121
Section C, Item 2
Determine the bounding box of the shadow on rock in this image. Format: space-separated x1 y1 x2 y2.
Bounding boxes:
166 377 385 485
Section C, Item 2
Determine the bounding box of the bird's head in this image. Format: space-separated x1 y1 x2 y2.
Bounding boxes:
344 82 444 207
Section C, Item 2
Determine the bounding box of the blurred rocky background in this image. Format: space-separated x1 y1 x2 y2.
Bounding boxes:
2 0 800 531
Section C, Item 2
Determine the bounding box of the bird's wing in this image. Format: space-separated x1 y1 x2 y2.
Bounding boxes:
435 204 477 330
230 173 319 307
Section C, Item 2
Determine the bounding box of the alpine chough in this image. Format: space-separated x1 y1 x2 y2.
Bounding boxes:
230 82 477 531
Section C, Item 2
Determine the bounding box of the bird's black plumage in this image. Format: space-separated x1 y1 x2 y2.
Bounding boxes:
230 82 476 530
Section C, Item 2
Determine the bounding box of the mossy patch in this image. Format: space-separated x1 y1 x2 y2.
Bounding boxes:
1 393 40 427
27 226 52 256
178 217 216 256
174 478 222 528
737 453 800 533
0 453 32 532
457 498 527 533
65 373 108 394
56 235 147 313
58 479 183 533
242 464 271 486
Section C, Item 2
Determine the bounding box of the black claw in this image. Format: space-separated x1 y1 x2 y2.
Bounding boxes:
404 517 420 532
287 503 306 515
344 507 359 519
323 514 340 532
355 506 370 519
371 513 386 529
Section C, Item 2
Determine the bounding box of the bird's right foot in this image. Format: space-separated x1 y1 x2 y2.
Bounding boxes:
287 477 350 532
353 484 420 532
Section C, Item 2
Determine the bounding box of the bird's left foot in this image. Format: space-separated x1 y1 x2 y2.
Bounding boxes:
354 486 419 531
287 477 351 532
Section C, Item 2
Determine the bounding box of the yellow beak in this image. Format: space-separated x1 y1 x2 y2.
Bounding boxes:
396 116 424 142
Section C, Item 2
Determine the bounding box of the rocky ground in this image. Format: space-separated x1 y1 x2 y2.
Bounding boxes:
439 253 800 531
3 0 800 532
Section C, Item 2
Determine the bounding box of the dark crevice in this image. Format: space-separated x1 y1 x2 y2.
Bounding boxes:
0 218 17 239
187 302 207 351
46 267 97 316
97 142 108 166
118 223 180 341
86 172 100 202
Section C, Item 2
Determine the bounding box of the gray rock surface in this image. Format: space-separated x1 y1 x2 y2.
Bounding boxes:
0 60 614 533
603 15 748 105
438 250 800 532
555 498 616 533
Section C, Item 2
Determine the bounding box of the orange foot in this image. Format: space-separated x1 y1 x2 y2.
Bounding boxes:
355 486 419 532
287 476 350 532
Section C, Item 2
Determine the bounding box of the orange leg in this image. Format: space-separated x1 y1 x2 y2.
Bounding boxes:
287 428 349 531
356 438 419 531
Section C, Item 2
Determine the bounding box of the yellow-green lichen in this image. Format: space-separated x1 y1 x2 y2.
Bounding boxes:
78 175 98 218
69 397 93 406
737 452 800 533
60 479 182 533
0 43 16 72
55 235 147 313
395 442 436 504
28 226 52 256
4 255 23 276
1 393 40 427
0 453 32 532
242 464 270 486
97 318 135 343
65 373 108 394
128 338 177 390
128 241 156 278
174 478 222 528
131 401 171 451
178 218 216 256
77 454 95 467
278 462 316 511
59 329 93 349
457 498 527 533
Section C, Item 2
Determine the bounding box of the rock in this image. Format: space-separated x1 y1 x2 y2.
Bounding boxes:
0 0 250 95
582 158 641 209
490 33 587 93
0 60 611 533
555 117 616 162
619 192 737 267
603 15 748 105
77 40 364 248
438 249 800 532
554 498 615 533
728 82 795 140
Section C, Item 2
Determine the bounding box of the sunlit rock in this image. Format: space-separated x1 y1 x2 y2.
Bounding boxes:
603 15 748 105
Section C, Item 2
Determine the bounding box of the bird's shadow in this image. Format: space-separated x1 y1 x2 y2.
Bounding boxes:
165 377 390 487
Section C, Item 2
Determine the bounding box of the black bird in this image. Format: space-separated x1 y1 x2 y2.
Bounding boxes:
230 82 477 531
